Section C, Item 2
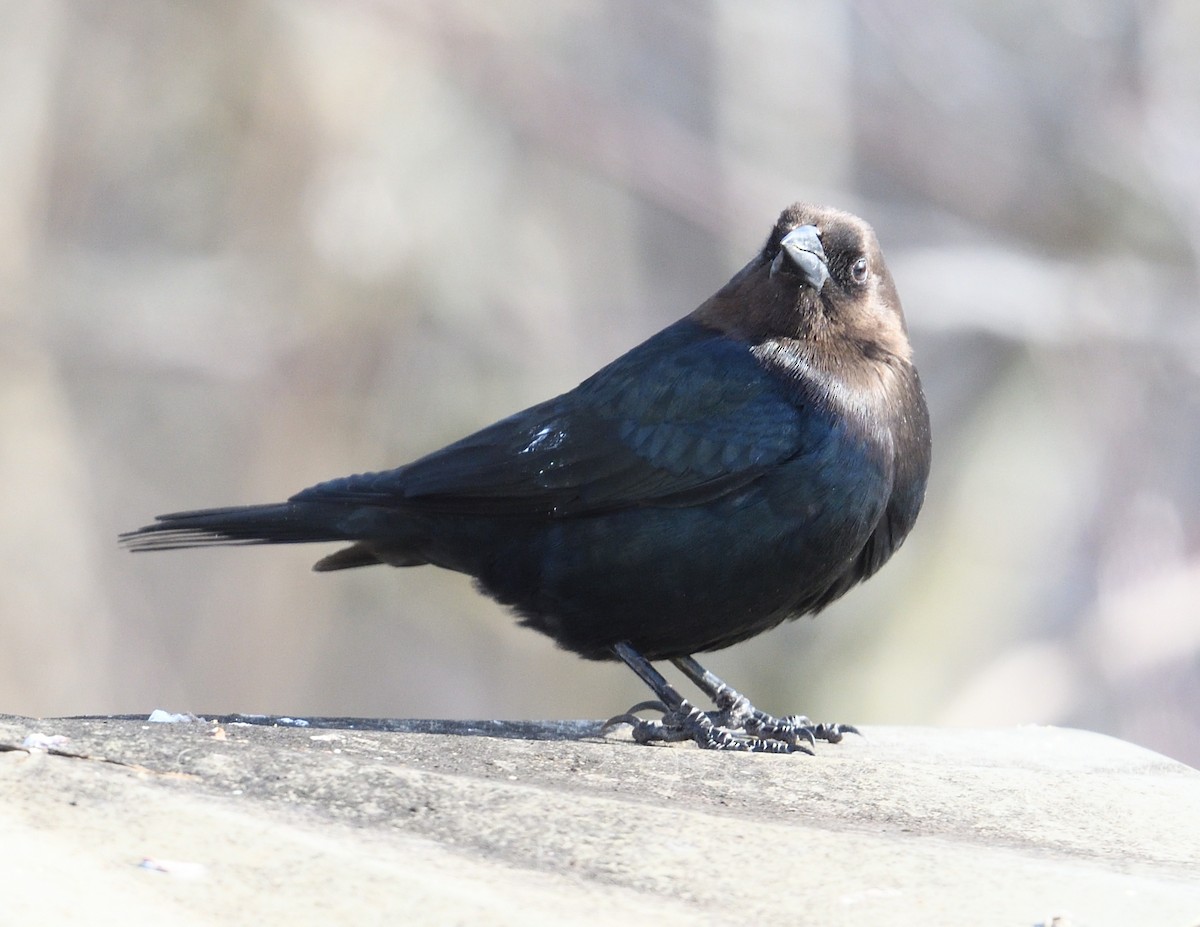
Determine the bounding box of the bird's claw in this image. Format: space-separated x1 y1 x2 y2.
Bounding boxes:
600 700 668 736
801 720 860 744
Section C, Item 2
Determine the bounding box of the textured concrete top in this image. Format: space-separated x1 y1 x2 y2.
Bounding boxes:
2 715 1197 926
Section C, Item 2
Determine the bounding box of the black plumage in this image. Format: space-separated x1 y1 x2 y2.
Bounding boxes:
122 203 931 753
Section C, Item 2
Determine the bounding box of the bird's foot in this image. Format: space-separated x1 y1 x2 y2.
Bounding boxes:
602 698 813 754
707 685 859 747
605 643 856 754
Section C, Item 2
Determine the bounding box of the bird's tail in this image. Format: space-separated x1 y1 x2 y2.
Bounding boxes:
119 502 348 553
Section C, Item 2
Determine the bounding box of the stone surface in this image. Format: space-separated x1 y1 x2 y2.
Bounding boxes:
1 715 1198 926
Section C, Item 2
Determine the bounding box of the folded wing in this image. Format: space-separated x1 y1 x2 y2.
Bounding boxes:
292 321 811 518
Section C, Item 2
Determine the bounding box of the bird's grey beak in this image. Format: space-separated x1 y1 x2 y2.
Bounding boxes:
770 225 830 292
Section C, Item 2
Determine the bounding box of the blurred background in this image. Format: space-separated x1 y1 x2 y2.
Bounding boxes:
3 0 1198 766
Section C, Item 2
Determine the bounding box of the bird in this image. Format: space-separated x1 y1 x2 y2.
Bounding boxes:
121 202 931 754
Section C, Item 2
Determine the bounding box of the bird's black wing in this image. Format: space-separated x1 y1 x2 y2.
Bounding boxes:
292 320 813 518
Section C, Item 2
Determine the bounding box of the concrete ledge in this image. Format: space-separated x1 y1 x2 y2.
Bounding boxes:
2 715 1198 925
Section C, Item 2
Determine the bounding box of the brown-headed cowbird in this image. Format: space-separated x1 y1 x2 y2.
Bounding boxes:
121 203 931 753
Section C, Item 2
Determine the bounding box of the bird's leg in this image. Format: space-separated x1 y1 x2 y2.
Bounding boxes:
602 642 806 754
671 655 859 747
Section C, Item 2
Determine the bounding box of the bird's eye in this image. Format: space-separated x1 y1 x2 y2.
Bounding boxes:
850 257 869 284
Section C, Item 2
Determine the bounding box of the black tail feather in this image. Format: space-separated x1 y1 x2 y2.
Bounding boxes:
119 503 346 552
